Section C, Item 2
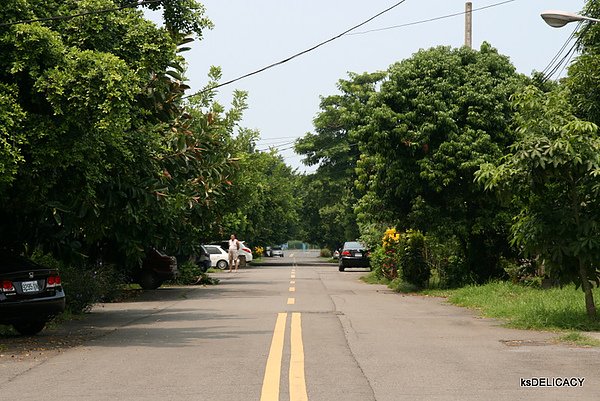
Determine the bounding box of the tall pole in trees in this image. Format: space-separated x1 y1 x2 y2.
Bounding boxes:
465 2 473 48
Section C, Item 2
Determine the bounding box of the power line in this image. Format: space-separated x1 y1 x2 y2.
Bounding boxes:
0 0 162 28
541 22 582 81
347 0 516 36
183 0 409 98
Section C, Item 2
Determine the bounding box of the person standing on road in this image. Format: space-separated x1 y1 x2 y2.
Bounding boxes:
228 234 240 272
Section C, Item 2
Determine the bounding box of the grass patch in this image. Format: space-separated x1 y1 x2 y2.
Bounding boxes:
389 278 420 293
361 271 390 285
424 281 600 332
555 332 600 347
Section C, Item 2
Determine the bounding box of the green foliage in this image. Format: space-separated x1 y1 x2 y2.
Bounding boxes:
218 143 300 245
0 83 25 186
31 251 125 314
295 72 384 249
367 245 387 281
0 1 240 271
476 85 600 317
169 260 200 285
319 248 332 258
399 230 430 288
355 44 526 283
556 332 600 347
287 240 304 250
425 281 600 331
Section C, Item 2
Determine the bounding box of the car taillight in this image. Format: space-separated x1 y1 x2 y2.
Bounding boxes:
342 250 351 256
242 247 251 253
47 276 62 288
1 280 15 293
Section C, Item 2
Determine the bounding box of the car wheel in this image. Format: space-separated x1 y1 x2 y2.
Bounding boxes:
338 264 345 272
138 270 161 290
216 260 228 270
13 320 47 336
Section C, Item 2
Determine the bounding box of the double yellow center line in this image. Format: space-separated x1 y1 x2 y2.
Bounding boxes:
260 268 307 401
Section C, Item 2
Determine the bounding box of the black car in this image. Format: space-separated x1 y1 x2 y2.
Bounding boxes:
0 254 66 335
338 241 371 272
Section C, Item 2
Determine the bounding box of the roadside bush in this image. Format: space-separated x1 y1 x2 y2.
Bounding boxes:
399 229 430 288
368 246 386 280
31 251 125 314
424 235 476 289
320 248 332 258
501 257 545 287
389 277 419 293
379 228 403 279
437 254 474 289
169 260 201 285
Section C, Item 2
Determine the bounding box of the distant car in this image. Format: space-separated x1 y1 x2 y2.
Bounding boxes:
205 245 229 270
0 254 66 335
137 249 178 290
333 250 340 259
338 241 370 272
271 246 284 258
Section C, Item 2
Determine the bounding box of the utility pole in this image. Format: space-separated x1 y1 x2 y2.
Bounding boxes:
465 1 473 48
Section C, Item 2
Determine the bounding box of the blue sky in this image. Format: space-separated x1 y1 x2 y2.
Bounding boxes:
164 0 587 172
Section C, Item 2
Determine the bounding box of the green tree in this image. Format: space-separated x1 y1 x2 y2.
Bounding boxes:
0 0 235 268
295 72 384 250
220 137 300 246
477 86 600 318
356 44 527 283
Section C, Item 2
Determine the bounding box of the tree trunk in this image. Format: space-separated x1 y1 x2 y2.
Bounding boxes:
579 259 597 319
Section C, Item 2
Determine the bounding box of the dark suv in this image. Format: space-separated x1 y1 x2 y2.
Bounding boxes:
338 241 371 272
0 254 66 335
137 249 178 290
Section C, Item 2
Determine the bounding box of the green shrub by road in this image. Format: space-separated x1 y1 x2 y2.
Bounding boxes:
423 281 600 332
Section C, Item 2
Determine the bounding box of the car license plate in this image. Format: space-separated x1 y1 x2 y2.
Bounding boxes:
21 281 40 293
355 253 363 258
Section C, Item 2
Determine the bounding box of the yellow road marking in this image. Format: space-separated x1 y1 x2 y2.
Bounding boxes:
289 287 296 292
287 298 295 305
260 313 287 401
290 280 295 284
289 313 308 401
291 274 296 279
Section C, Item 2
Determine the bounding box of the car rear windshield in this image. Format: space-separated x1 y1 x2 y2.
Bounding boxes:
1 254 44 273
344 242 364 250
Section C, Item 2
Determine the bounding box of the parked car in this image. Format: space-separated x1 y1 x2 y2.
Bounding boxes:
197 245 211 273
215 240 253 264
271 246 284 258
0 253 66 335
204 245 229 270
265 246 273 257
332 250 340 259
338 241 370 272
137 248 178 290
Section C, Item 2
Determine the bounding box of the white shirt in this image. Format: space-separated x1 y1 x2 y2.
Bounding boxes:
228 239 239 251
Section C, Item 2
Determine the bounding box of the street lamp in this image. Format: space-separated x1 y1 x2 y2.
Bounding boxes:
541 10 600 28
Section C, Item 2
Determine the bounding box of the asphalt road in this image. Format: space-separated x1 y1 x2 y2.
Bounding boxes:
1 250 599 400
